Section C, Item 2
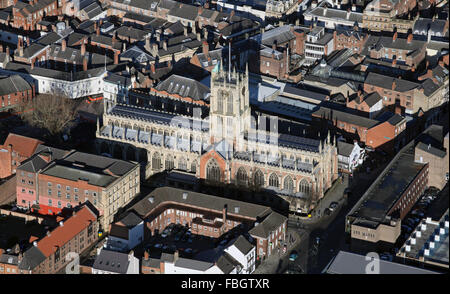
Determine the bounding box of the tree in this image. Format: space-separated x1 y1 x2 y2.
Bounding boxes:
18 94 78 138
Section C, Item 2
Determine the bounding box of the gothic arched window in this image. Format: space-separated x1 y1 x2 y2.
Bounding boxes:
236 167 248 185
268 173 279 188
191 160 197 173
206 160 221 182
165 155 174 170
152 152 161 171
284 176 294 193
178 157 187 171
227 93 233 114
299 179 311 196
253 169 264 187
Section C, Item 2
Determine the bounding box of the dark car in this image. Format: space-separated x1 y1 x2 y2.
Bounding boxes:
329 202 339 211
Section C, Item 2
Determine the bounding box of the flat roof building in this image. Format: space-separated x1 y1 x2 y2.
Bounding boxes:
346 141 429 251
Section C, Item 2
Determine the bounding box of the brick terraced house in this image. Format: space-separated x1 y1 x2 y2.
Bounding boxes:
18 203 99 274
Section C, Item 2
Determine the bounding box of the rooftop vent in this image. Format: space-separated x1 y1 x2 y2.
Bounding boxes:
59 221 64 227
148 197 154 204
234 206 240 214
33 241 37 247
182 192 188 200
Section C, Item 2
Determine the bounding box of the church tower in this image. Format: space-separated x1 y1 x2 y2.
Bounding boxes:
209 63 251 150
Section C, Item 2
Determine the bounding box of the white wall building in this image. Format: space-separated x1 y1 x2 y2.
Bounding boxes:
106 212 144 252
224 235 256 274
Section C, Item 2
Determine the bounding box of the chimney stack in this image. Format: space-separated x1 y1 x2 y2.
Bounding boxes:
202 41 209 55
151 63 156 74
62 39 66 52
393 32 398 42
18 36 23 57
407 33 413 43
83 56 88 71
114 51 119 65
81 42 86 56
222 204 227 224
144 251 149 261
163 40 167 51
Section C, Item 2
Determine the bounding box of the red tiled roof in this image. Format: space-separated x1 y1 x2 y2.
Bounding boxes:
36 206 97 257
2 133 43 158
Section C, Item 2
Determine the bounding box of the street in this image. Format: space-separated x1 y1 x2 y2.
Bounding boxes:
255 155 392 274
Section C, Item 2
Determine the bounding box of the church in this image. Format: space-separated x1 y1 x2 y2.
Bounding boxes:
96 63 339 213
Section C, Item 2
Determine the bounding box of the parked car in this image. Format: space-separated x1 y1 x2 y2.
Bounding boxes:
329 202 339 211
154 243 163 249
380 253 393 262
401 225 412 233
185 248 193 254
289 250 299 261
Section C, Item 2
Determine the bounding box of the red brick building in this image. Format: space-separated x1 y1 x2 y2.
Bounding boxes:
0 133 42 179
312 106 407 152
130 187 287 259
0 249 19 274
333 30 368 54
18 204 99 274
367 33 427 70
12 0 64 31
0 75 35 111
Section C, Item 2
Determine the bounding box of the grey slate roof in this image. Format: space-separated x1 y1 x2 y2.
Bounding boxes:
109 224 129 240
248 211 287 239
365 72 420 93
174 257 214 271
168 3 199 21
261 25 296 47
130 187 272 221
0 75 32 96
230 235 254 255
0 254 19 265
93 249 130 274
36 32 63 46
337 141 355 157
216 252 240 274
119 212 142 228
18 245 46 271
325 251 438 274
155 74 210 101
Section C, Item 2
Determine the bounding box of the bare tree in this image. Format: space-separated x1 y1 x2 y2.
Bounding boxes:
18 94 78 137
